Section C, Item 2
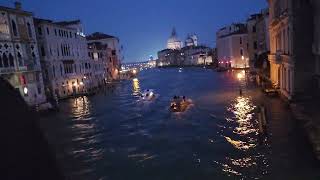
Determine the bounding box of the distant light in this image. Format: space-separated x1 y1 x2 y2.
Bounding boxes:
84 76 87 79
132 69 137 74
23 87 28 95
80 82 84 86
241 56 244 60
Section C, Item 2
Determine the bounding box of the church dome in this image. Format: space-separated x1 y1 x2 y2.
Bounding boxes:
167 28 182 50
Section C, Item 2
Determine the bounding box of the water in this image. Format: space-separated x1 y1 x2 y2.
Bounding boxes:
39 68 320 180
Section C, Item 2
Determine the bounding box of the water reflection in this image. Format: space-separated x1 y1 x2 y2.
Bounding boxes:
72 96 92 119
132 78 140 96
220 95 268 178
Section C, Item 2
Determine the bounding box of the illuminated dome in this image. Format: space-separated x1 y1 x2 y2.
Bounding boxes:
167 28 182 50
185 34 198 47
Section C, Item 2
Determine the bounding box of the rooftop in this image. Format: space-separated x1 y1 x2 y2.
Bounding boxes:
86 32 117 40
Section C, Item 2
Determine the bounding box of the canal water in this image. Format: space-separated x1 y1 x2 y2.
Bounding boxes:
39 68 320 180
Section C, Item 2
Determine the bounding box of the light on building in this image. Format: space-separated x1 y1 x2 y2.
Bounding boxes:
132 69 137 74
84 76 87 79
237 73 244 80
23 87 28 95
241 56 244 60
79 82 84 86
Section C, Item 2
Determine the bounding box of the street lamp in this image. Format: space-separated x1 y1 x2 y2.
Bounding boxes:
23 87 28 96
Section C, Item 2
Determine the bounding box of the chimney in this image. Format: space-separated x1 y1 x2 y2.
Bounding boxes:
14 1 22 10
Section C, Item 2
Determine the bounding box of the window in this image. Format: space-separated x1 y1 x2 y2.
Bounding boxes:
0 54 2 67
252 26 256 33
38 27 42 35
41 46 45 56
70 32 72 38
11 20 18 36
54 29 57 36
9 53 14 67
52 65 56 78
46 27 50 35
240 49 243 56
254 41 257 50
17 52 23 66
37 86 42 94
3 53 8 67
60 64 63 76
240 37 242 44
27 23 32 38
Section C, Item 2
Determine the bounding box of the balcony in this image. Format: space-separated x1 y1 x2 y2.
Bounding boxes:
18 63 41 72
0 67 15 74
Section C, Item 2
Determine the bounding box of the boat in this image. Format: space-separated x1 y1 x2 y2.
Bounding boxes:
170 97 192 112
139 89 156 101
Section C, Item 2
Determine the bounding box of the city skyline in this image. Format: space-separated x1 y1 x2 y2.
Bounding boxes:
1 0 267 62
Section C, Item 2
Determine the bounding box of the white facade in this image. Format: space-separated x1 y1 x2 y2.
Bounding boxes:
216 24 249 69
0 4 46 106
35 19 93 99
167 28 182 50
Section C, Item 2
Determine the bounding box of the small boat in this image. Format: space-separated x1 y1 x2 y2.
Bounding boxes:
170 97 192 112
139 89 156 101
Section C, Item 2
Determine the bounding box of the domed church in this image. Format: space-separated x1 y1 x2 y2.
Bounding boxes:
185 34 198 47
167 28 182 50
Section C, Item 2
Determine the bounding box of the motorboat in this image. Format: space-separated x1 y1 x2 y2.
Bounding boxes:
170 96 192 112
139 89 156 101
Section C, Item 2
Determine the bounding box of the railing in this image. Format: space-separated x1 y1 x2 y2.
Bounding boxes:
0 67 15 74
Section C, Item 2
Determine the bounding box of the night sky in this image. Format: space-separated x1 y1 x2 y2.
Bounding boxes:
2 0 267 63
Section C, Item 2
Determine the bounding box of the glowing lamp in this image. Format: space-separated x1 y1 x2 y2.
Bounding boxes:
23 87 28 95
237 73 244 80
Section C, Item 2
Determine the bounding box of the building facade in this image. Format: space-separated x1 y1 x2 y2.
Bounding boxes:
0 3 46 106
216 23 249 69
268 0 314 100
167 28 182 50
247 14 261 69
34 18 93 99
87 42 109 87
86 32 122 81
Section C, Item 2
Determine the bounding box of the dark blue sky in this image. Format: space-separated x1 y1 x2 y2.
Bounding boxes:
2 0 267 62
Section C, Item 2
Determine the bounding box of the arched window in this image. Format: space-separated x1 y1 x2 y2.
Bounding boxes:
17 52 23 66
60 64 63 76
9 53 14 67
0 54 3 67
27 23 32 38
11 20 18 36
41 46 45 56
3 53 9 67
52 65 56 78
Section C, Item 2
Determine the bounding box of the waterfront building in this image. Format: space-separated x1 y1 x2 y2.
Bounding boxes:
87 41 109 86
268 0 314 100
167 28 182 50
157 48 183 66
182 45 211 66
216 23 249 69
86 32 122 80
247 14 261 70
34 18 92 99
0 2 47 106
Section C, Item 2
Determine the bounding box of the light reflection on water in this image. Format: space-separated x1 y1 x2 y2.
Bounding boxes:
39 68 318 180
220 95 269 179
